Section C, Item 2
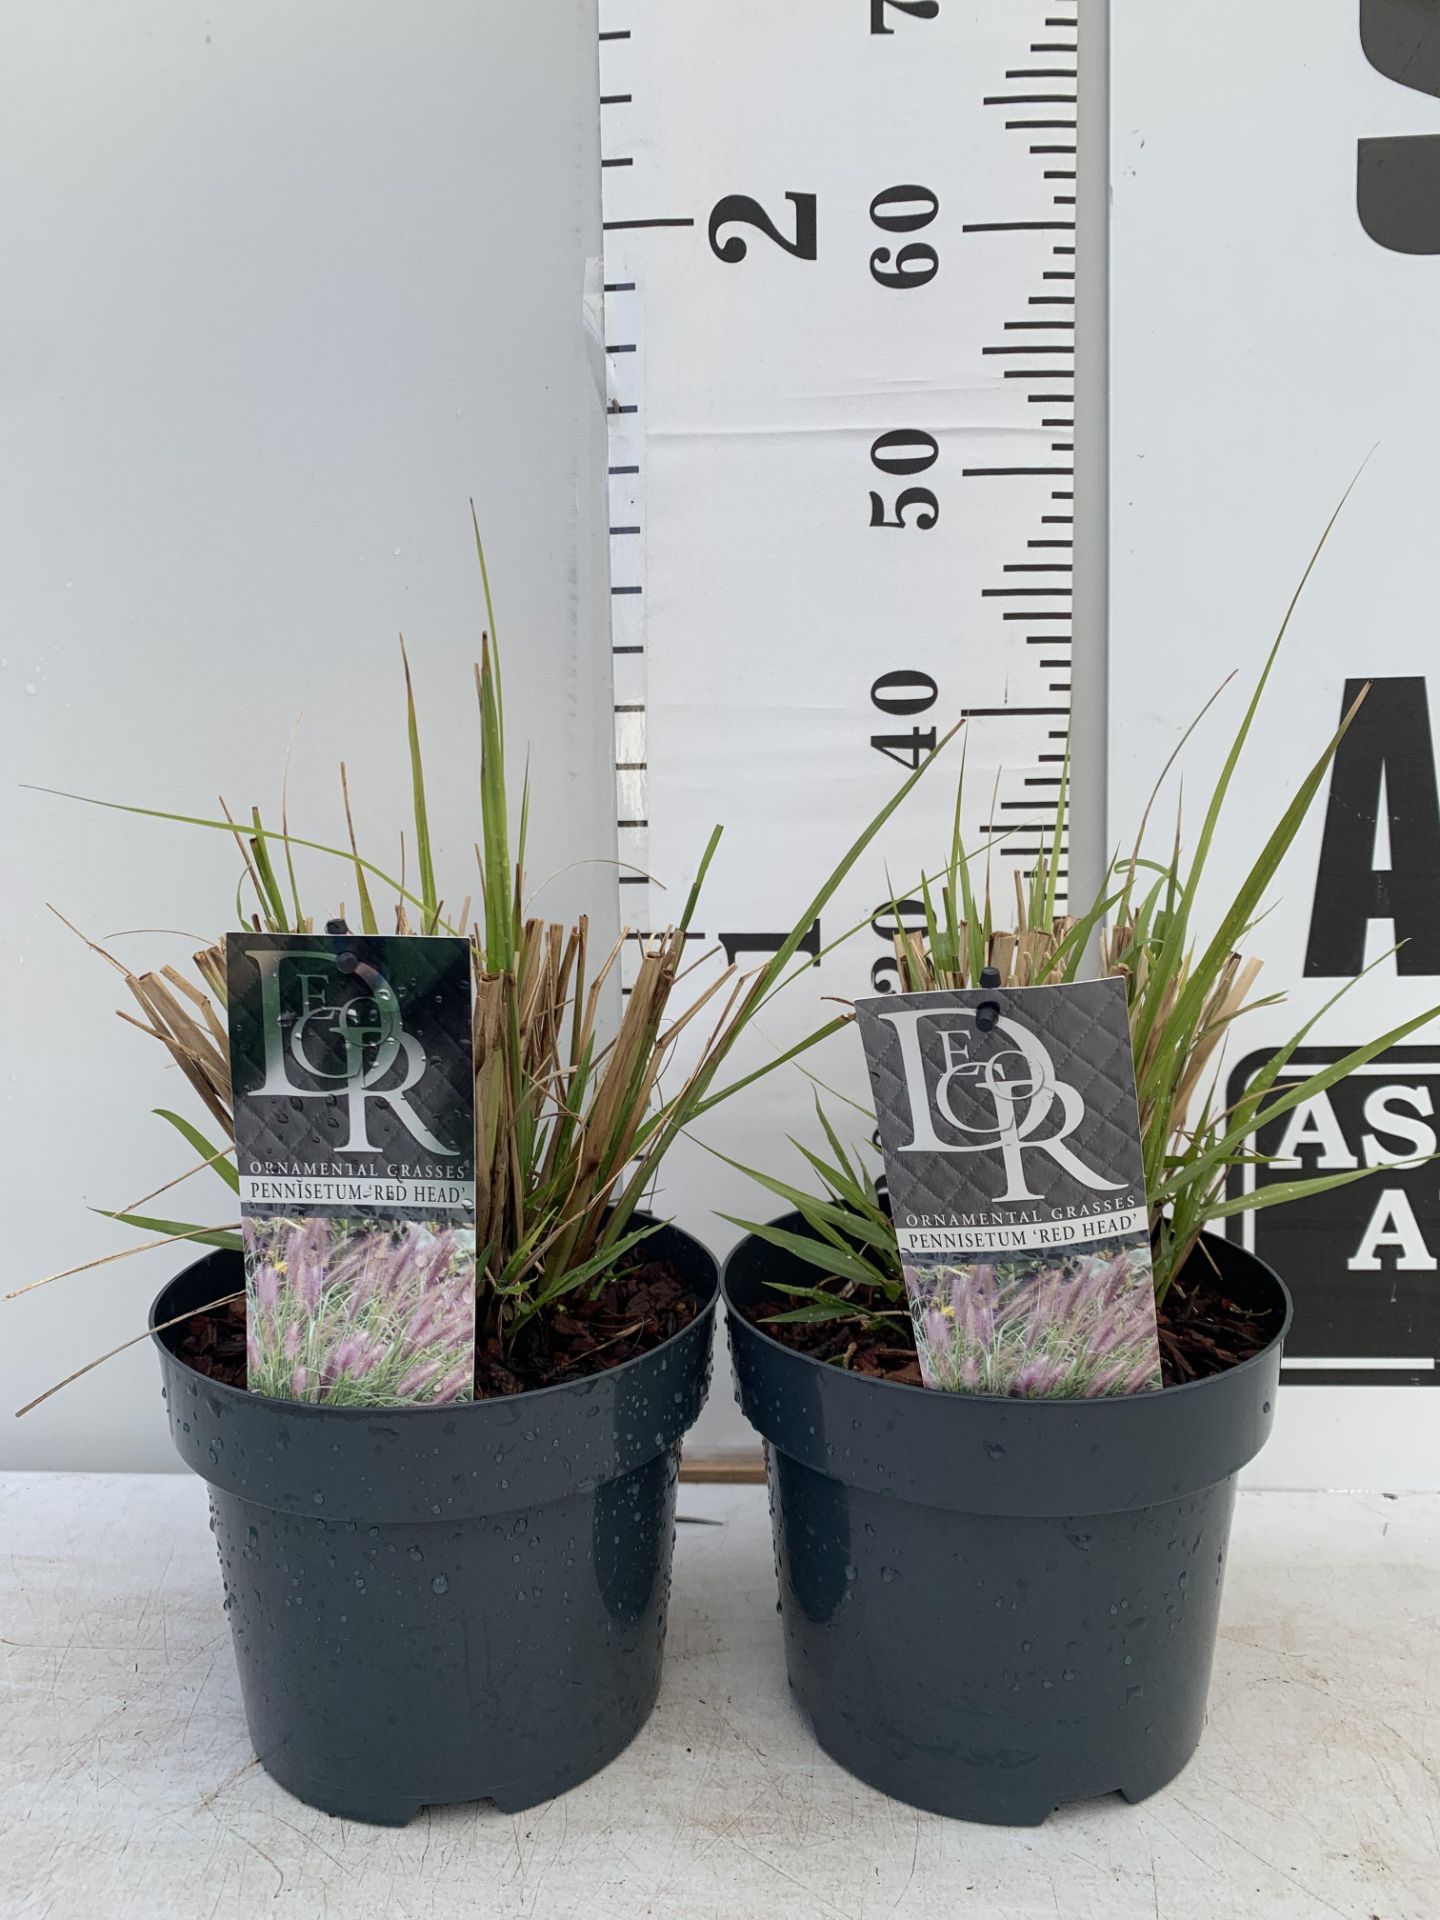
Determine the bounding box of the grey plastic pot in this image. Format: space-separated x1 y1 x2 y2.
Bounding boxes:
724 1215 1290 1826
150 1218 716 1826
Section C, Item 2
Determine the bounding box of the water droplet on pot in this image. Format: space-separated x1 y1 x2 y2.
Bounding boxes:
843 1564 857 1582
431 1574 448 1595
409 1546 423 1563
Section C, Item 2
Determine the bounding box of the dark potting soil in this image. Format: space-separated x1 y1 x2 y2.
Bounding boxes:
745 1246 1283 1392
169 1255 700 1399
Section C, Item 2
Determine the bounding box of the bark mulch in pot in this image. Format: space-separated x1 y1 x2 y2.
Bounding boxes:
741 1243 1283 1390
173 1254 699 1397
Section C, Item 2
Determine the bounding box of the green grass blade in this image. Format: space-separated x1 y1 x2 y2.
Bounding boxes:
1129 483 1361 1064
247 808 289 930
748 722 961 1011
717 1213 881 1289
476 636 514 968
153 1109 239 1193
1206 1163 1406 1220
339 763 379 935
95 1209 243 1252
680 826 723 934
399 639 439 933
23 787 448 930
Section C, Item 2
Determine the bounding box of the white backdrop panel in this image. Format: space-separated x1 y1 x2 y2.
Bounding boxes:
1111 0 1440 1486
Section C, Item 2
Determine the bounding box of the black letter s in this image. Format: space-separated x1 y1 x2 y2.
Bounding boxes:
1358 0 1440 252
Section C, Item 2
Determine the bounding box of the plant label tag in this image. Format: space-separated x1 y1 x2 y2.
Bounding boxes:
226 932 477 1406
855 978 1162 1398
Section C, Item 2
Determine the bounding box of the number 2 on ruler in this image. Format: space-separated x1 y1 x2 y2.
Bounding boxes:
709 184 940 288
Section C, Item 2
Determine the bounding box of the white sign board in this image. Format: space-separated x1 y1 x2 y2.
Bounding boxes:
1111 0 1440 1483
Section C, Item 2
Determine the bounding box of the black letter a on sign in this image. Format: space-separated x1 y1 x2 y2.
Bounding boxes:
1358 0 1440 253
1306 677 1440 976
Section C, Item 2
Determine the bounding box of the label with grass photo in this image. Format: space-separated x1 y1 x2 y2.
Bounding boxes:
226 932 476 1407
855 978 1162 1399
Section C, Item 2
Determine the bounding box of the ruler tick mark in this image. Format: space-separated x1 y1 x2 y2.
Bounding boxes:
962 706 1069 717
603 217 696 231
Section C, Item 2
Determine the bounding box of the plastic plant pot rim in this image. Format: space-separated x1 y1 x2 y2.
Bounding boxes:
724 1217 1290 1517
723 1220 1292 1412
153 1217 719 1525
150 1212 717 1423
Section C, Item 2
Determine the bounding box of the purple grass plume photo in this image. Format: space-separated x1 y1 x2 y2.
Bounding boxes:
243 1216 476 1407
905 1239 1163 1399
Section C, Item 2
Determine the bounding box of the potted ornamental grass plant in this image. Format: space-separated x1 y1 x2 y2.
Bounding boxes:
721 556 1440 1826
18 535 939 1826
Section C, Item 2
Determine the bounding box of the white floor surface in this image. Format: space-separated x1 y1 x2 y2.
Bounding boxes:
2 1475 1437 1920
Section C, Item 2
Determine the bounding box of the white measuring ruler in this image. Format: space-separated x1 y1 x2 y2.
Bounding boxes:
597 0 1080 1186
